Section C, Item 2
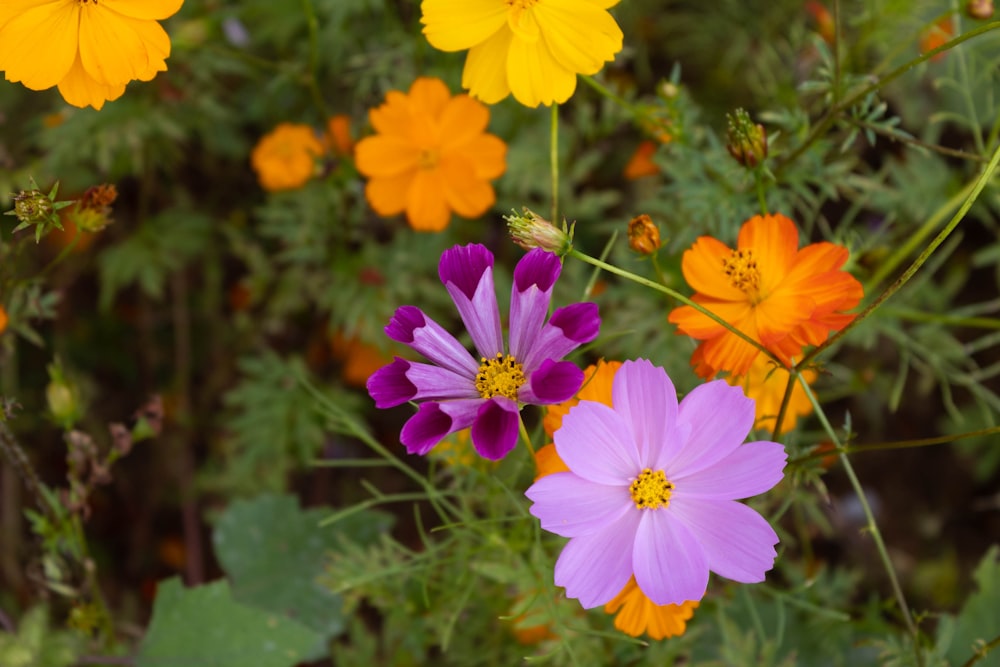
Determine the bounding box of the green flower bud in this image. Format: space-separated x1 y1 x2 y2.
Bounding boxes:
505 208 574 256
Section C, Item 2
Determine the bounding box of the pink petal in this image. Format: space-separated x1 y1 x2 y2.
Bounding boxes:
632 510 709 605
554 510 641 608
555 401 640 486
526 473 631 537
663 380 755 476
674 441 787 500
611 359 679 463
669 496 779 584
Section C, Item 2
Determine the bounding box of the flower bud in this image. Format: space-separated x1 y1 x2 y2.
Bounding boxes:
69 183 117 232
505 208 573 256
4 180 74 242
46 362 82 430
0 305 7 335
627 214 661 255
967 0 994 19
726 109 768 168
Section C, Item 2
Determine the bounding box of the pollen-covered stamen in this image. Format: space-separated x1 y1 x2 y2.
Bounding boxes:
475 353 526 401
629 468 675 510
722 249 762 298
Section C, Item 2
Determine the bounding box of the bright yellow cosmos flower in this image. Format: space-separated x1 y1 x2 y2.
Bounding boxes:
420 0 624 108
535 359 701 639
0 0 183 110
355 77 507 232
250 123 325 192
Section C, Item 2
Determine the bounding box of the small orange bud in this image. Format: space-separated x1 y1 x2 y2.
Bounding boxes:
966 0 993 19
0 305 8 334
627 214 661 255
920 18 954 62
726 109 768 168
326 114 354 156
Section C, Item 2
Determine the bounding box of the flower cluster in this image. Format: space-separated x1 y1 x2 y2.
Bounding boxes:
0 0 184 110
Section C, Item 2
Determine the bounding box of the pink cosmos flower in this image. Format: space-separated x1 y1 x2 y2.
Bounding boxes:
525 359 786 607
367 243 600 461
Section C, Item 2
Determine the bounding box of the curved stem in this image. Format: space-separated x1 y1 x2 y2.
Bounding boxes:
789 424 1000 465
550 104 560 224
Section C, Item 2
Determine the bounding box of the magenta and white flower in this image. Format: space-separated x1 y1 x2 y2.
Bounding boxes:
525 359 786 608
367 243 600 461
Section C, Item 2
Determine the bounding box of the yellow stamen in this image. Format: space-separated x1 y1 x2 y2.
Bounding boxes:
629 468 674 510
722 249 762 300
475 353 526 401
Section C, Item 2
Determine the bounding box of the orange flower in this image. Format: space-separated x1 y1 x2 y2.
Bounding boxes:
355 77 506 232
604 577 699 640
329 332 393 388
0 305 8 334
325 114 354 156
534 359 699 639
920 18 954 62
250 123 325 192
805 1 835 45
719 351 818 434
668 213 863 378
624 140 660 180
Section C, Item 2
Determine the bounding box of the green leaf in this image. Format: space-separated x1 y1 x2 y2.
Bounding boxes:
942 545 1000 667
213 493 393 639
0 606 82 667
136 578 322 667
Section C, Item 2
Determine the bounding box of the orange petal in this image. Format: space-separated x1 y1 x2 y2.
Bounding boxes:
681 236 746 302
355 135 421 178
438 94 490 150
57 53 126 110
102 0 184 20
405 169 451 231
458 133 507 179
408 76 452 119
668 298 752 340
365 171 414 217
440 155 495 219
737 213 799 292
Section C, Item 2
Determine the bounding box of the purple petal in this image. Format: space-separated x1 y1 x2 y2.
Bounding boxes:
555 401 640 486
438 243 494 298
526 473 632 537
508 250 561 361
441 256 503 360
522 302 600 371
554 510 641 608
662 380 755 476
470 397 520 460
399 399 481 455
520 359 584 405
611 359 679 464
674 441 787 500
367 358 417 408
402 359 479 402
669 496 779 584
385 306 478 377
632 510 709 605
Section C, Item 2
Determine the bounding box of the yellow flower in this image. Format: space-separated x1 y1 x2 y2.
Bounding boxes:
722 352 818 435
0 0 183 110
420 0 623 108
604 577 699 640
250 123 325 192
355 77 506 232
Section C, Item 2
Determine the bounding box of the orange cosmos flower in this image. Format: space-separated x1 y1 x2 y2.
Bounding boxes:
0 305 8 334
250 123 325 192
920 17 954 62
0 0 183 110
355 77 507 232
604 577 699 640
805 1 835 45
624 140 660 180
714 350 818 435
329 332 392 388
534 359 699 639
668 213 863 379
325 114 354 156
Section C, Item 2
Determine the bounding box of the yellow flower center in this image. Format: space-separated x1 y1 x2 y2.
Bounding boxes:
629 468 675 510
418 149 439 170
77 0 98 5
722 249 762 300
506 0 541 41
475 353 526 401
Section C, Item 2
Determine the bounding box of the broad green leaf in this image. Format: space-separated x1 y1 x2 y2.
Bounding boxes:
943 545 1000 667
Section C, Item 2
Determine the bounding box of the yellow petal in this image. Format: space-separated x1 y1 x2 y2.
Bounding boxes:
534 0 623 75
101 0 184 20
57 53 126 110
79 8 168 85
421 0 507 52
506 33 577 107
462 27 513 104
0 2 78 90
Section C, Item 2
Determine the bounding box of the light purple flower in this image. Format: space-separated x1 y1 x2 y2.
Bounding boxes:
367 243 600 461
525 359 786 608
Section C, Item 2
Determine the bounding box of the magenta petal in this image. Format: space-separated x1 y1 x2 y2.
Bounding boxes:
513 248 561 292
438 243 494 299
665 380 755 476
402 360 479 402
611 359 679 463
520 359 583 405
521 302 600 371
632 510 708 605
470 397 520 460
367 358 417 408
555 401 640 485
508 251 560 361
526 473 631 538
554 510 640 608
440 244 504 358
670 496 778 584
400 399 480 455
385 306 478 377
675 441 786 500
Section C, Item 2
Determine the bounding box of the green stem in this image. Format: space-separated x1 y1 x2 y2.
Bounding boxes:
550 104 560 224
754 168 769 215
568 249 784 366
961 634 1000 667
796 372 921 649
789 424 1000 465
518 418 536 457
800 138 1000 368
300 0 331 120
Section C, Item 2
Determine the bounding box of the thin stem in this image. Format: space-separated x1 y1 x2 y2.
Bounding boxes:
0 418 50 518
568 249 784 366
518 418 536 457
301 0 331 120
551 103 560 224
961 634 1000 667
832 0 842 105
754 168 769 215
800 138 1000 368
789 424 1000 465
847 118 987 163
796 373 921 648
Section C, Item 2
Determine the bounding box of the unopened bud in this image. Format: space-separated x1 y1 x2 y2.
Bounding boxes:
46 362 82 430
967 0 994 19
726 109 768 168
4 180 74 242
70 183 117 232
505 208 573 256
627 214 661 255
